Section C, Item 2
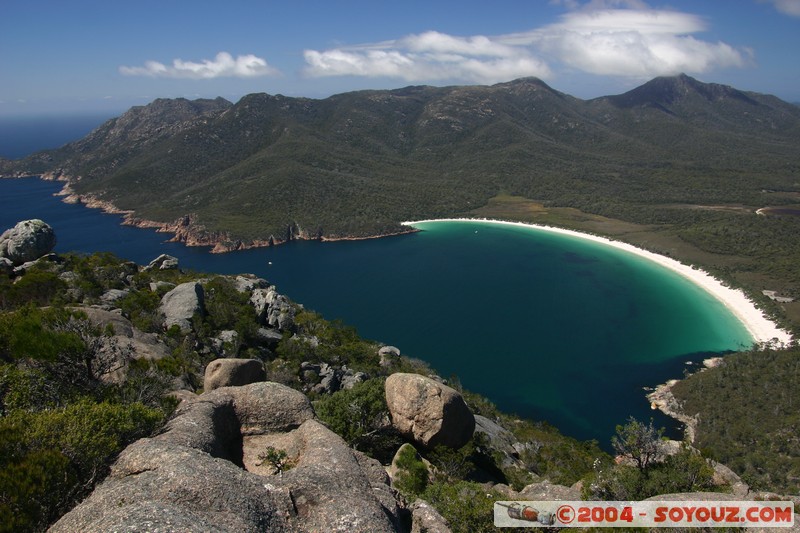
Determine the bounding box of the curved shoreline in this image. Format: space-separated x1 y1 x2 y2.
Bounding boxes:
20 174 419 253
402 217 793 346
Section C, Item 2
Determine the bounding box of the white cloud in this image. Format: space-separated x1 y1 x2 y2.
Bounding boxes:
304 31 552 84
762 0 800 16
531 9 752 77
120 52 279 79
304 4 751 84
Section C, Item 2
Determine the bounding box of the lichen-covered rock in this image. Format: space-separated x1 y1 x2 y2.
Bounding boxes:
144 253 179 271
233 274 269 293
519 480 581 501
49 439 293 533
100 288 130 305
410 499 452 533
244 420 400 532
51 381 401 533
160 281 204 332
379 345 401 367
0 219 56 265
250 287 295 331
203 358 265 392
474 414 523 468
70 307 169 383
149 280 176 292
211 330 240 356
385 373 475 449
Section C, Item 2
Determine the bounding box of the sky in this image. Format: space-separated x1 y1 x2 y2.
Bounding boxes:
1 0 799 118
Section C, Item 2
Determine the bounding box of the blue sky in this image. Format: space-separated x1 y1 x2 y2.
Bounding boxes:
1 0 799 117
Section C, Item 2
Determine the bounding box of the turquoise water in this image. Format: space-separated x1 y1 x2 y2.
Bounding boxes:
0 178 753 444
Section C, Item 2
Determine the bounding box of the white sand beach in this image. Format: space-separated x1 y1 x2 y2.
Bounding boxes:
403 218 793 346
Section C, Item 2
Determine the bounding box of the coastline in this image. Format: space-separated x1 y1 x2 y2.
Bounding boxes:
26 173 419 253
402 217 793 346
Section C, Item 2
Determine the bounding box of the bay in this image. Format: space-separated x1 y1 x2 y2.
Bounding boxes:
0 177 752 444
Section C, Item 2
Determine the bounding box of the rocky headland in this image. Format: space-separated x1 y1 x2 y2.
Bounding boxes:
34 172 418 254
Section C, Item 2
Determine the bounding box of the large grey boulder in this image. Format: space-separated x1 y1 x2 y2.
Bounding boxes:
0 219 56 266
49 439 293 533
250 287 296 331
160 281 204 332
385 373 475 449
100 288 129 306
203 358 266 392
144 253 179 271
51 382 401 532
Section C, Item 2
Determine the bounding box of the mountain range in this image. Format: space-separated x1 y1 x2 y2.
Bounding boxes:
2 74 799 251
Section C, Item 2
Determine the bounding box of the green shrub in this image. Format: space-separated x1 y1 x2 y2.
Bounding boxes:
582 445 715 501
117 289 162 332
314 378 390 450
422 480 501 533
0 400 163 532
393 444 429 497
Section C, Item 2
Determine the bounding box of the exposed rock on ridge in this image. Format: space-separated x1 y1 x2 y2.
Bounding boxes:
50 381 404 532
0 219 56 266
385 373 475 449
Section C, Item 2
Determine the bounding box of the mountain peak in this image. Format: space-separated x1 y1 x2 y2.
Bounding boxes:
606 73 758 110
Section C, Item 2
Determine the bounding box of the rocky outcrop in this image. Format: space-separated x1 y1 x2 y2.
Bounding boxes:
251 286 296 331
204 358 266 392
144 253 179 271
647 379 699 443
0 219 56 266
50 381 404 532
474 414 525 469
72 307 169 383
385 373 475 449
160 281 205 333
409 499 451 533
299 361 369 394
379 345 401 367
99 288 129 306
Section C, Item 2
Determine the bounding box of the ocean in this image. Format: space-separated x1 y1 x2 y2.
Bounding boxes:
0 176 752 445
0 113 116 159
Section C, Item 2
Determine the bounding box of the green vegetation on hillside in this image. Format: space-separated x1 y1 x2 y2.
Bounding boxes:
670 345 800 494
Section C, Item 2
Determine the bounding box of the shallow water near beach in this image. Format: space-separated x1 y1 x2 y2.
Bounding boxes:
0 177 753 445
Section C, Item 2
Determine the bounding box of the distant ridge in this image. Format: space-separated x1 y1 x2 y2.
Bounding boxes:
603 73 759 109
2 74 799 249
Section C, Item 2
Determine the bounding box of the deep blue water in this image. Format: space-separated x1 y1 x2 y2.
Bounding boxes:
0 113 115 159
0 177 752 445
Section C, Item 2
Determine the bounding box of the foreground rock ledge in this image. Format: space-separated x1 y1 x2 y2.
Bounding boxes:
50 381 404 532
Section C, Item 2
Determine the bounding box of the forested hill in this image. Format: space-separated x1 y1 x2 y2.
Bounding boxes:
4 74 799 248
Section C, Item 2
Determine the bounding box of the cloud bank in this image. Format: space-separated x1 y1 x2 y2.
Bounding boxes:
304 3 751 84
120 52 279 79
763 0 800 17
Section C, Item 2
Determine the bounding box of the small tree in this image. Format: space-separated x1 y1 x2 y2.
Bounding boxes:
612 417 664 471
